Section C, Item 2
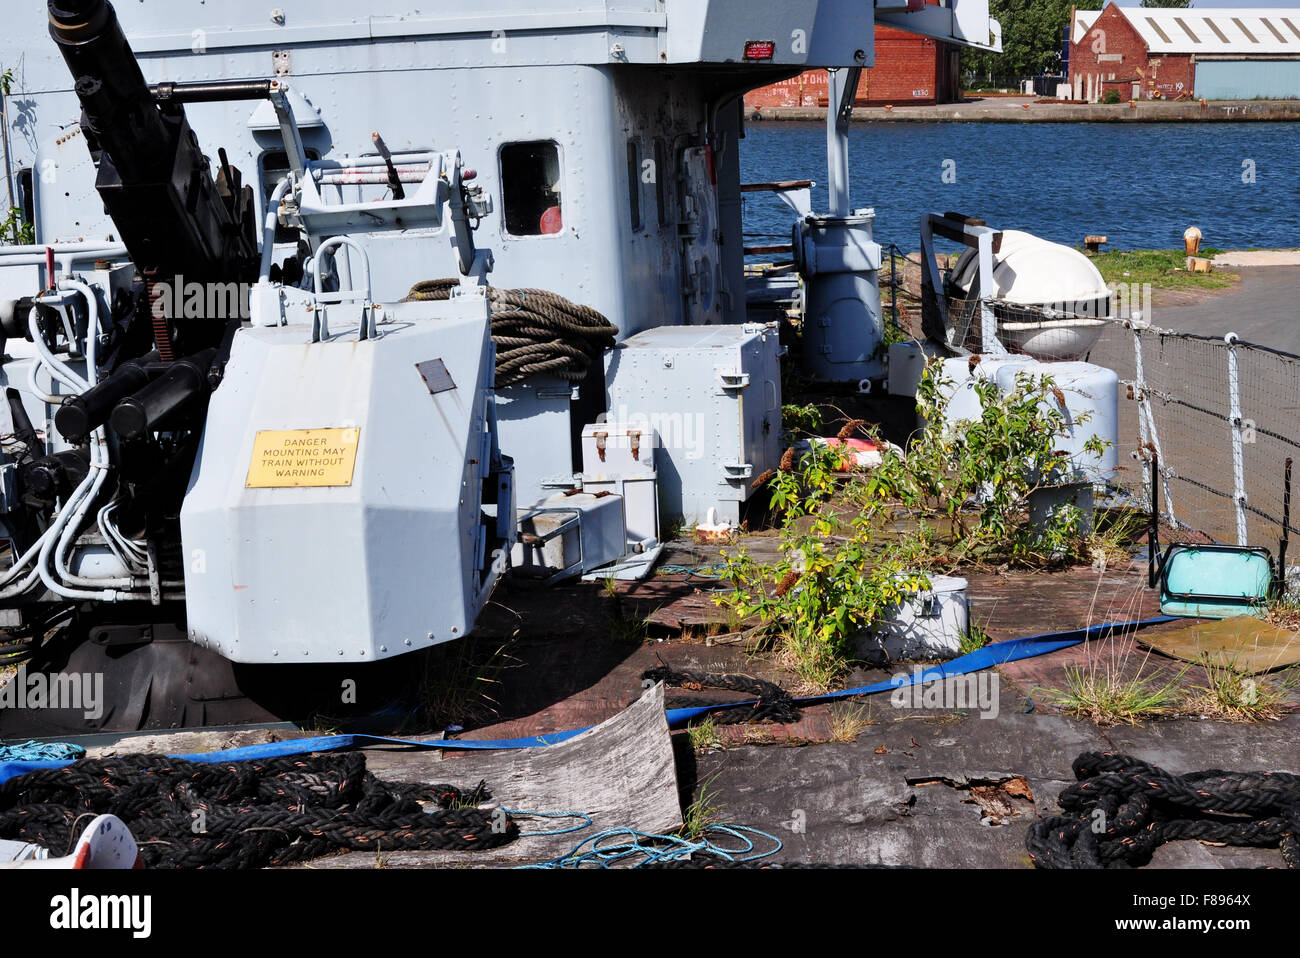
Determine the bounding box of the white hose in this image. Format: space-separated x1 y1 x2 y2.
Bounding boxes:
258 176 291 282
6 282 190 599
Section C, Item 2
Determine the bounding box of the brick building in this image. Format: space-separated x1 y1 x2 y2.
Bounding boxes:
1070 3 1300 102
744 25 959 110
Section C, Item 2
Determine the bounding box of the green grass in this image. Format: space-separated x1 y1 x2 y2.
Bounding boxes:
1043 664 1184 726
1088 248 1238 293
958 625 991 656
680 774 726 839
827 702 873 742
1184 657 1298 723
687 717 722 754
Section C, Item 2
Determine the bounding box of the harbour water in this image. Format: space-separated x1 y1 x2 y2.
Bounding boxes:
740 121 1300 252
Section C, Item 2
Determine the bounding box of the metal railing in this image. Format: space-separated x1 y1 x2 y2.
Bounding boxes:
1088 319 1300 552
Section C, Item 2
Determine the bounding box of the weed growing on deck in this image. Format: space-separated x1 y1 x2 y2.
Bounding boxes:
1050 667 1179 725
1265 594 1300 633
958 625 991 656
419 637 518 730
680 774 726 839
1044 663 1184 726
719 361 1122 690
827 702 873 742
688 717 722 754
1183 656 1298 723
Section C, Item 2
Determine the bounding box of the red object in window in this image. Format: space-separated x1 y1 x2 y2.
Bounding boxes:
539 205 563 234
744 41 776 61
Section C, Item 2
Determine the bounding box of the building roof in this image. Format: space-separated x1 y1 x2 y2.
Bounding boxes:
1111 7 1300 55
1073 10 1102 40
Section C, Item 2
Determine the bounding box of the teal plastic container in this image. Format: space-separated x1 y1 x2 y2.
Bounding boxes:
1159 545 1273 619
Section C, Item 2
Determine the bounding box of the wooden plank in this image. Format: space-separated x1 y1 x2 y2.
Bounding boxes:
740 180 813 192
302 683 681 868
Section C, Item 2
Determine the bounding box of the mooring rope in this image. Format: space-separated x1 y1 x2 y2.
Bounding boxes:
1026 751 1300 869
0 752 517 868
403 279 618 387
642 664 802 725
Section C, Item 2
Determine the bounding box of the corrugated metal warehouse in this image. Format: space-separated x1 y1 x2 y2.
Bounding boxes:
1070 3 1300 102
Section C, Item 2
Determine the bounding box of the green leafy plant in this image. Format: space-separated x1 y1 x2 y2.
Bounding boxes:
782 402 822 436
1 208 34 246
722 360 1117 689
864 361 1110 565
722 445 933 689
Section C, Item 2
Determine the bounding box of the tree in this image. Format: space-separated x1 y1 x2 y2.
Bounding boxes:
962 0 1105 81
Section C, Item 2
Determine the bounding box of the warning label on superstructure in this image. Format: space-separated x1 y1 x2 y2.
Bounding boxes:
245 428 360 488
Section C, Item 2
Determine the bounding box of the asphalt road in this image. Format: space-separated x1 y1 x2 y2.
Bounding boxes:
1154 266 1300 353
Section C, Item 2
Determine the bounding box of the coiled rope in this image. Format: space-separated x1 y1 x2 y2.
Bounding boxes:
521 824 784 869
0 751 517 868
404 279 618 387
1026 751 1300 869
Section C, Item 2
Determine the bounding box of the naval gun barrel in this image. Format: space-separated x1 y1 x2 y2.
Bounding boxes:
47 1 172 186
47 0 257 283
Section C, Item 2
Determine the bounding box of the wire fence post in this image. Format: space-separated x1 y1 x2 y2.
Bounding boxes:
890 245 899 329
1226 332 1248 546
1131 319 1175 526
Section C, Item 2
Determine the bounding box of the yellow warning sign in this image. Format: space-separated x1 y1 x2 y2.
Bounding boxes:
246 428 360 488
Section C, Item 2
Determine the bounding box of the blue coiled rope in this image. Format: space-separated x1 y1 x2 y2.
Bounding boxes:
519 824 783 869
0 740 85 762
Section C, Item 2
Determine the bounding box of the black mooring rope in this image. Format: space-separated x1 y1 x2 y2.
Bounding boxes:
1026 751 1300 869
642 664 802 725
0 751 517 868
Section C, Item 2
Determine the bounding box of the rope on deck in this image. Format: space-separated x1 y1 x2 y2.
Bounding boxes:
643 664 801 725
1027 751 1300 868
403 279 618 386
0 752 517 868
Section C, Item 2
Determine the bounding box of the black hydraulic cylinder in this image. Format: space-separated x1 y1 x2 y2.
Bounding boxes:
110 349 216 440
54 351 159 443
151 80 274 104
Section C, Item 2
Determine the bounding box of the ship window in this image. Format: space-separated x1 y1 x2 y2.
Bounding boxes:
654 139 671 227
260 149 320 244
500 141 563 236
626 140 643 232
16 168 34 233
